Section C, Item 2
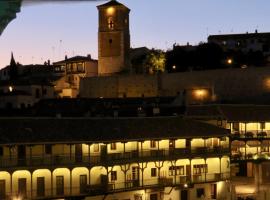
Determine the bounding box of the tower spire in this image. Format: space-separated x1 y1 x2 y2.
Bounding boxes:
9 52 18 81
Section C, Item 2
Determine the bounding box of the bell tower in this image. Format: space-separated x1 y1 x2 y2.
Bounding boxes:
97 0 130 76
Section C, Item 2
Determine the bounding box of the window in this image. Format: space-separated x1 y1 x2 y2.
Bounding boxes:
111 171 117 181
37 177 45 197
196 188 205 198
93 144 99 152
45 144 52 155
77 63 84 72
217 120 222 127
108 17 114 29
150 194 158 200
169 166 184 176
0 180 5 199
260 122 265 129
111 143 116 150
151 168 157 177
56 176 64 195
80 175 87 194
193 164 208 175
150 140 157 148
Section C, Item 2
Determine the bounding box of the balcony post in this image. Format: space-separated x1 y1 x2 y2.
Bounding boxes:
70 170 72 195
69 144 72 162
29 145 32 166
88 144 91 163
245 141 247 159
31 172 33 198
51 171 53 197
204 158 207 182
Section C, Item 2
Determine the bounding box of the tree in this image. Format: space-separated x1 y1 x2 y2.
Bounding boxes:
143 50 166 74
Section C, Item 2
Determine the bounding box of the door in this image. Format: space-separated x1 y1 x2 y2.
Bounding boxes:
211 184 217 199
18 145 26 166
75 144 83 163
37 177 45 197
80 175 87 194
0 180 5 199
181 190 188 200
56 176 64 196
150 193 158 200
132 167 140 186
18 178 27 197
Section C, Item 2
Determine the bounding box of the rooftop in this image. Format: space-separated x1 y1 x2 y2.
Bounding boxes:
0 117 229 145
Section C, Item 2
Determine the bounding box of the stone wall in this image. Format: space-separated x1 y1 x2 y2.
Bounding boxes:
80 67 270 103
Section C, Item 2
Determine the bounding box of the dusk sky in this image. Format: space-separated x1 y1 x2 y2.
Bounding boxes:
1 0 270 68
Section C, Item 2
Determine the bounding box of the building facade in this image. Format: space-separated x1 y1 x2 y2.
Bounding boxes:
0 117 230 200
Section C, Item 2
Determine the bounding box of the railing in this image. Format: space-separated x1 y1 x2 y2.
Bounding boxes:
0 147 230 169
2 172 230 200
231 152 270 161
231 130 270 139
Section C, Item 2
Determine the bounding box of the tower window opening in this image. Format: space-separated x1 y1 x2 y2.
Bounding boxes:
109 39 113 44
108 17 114 29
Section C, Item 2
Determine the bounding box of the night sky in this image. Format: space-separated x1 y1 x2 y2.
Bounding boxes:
0 0 270 68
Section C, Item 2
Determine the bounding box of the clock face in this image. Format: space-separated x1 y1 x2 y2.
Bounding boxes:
100 32 121 57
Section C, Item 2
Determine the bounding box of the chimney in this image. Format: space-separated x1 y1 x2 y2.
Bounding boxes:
65 55 68 60
87 54 91 59
48 60 51 66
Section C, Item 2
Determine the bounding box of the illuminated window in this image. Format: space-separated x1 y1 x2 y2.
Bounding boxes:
150 140 157 148
108 17 114 29
193 164 208 175
217 120 222 127
93 144 99 152
111 143 116 150
111 171 117 181
151 168 157 177
169 166 184 176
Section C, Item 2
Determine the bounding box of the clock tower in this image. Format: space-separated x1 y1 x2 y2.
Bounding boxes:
97 0 130 76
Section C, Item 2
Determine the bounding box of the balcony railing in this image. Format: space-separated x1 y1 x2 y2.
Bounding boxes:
231 151 270 161
2 172 230 200
0 146 230 169
232 130 270 139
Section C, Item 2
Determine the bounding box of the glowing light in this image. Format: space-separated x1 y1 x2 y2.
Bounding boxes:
8 86 13 92
12 196 22 200
107 7 115 15
184 183 188 188
227 58 233 65
172 65 176 70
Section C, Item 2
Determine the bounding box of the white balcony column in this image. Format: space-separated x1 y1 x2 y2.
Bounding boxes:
140 162 147 186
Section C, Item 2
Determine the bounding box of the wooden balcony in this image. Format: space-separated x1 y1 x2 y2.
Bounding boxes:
0 146 230 169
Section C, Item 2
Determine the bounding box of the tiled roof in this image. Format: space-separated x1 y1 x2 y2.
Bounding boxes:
220 105 270 122
98 0 125 8
186 104 270 122
54 56 97 65
0 117 229 144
